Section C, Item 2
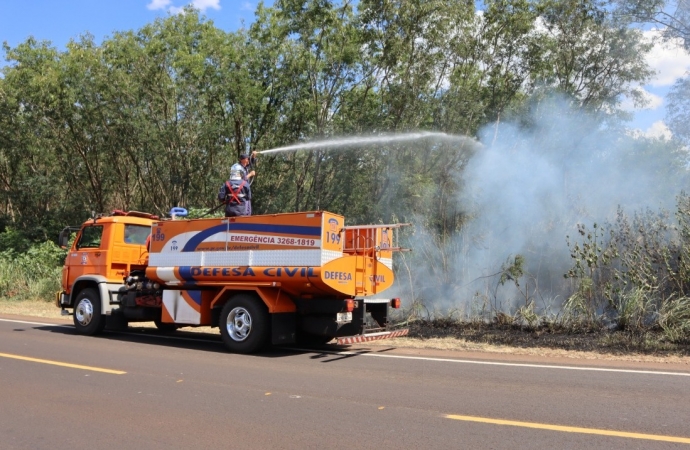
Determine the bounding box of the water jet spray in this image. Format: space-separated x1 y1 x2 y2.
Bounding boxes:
256 131 455 155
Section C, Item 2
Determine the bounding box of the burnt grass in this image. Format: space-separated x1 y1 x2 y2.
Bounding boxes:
404 318 690 356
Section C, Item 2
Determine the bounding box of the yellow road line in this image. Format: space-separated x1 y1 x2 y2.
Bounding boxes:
445 414 690 444
0 352 126 375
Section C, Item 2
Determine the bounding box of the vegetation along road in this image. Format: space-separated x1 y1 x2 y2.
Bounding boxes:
1 313 689 449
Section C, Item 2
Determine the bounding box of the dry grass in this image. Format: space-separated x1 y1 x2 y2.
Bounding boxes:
365 337 690 364
0 299 66 319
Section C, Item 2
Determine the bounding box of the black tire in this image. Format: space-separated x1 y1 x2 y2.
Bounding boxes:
73 288 106 335
219 294 269 354
154 318 180 333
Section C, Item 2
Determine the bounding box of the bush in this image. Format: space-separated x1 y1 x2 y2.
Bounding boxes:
0 239 66 302
659 297 690 343
0 228 32 254
563 193 690 340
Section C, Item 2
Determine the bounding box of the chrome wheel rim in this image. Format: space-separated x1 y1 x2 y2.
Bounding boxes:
75 298 94 326
226 307 252 341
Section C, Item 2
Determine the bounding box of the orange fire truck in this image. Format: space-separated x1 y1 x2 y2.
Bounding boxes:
56 210 409 353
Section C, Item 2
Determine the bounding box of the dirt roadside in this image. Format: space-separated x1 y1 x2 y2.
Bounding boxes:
3 300 690 366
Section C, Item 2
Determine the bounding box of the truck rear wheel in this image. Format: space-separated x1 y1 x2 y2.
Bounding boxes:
219 294 269 354
73 288 106 335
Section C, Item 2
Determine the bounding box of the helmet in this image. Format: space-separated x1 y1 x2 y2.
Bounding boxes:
229 163 245 181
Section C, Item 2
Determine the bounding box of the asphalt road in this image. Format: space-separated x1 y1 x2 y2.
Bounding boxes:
1 315 689 449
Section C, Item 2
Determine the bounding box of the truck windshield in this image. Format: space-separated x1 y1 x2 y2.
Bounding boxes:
124 225 150 245
77 225 104 249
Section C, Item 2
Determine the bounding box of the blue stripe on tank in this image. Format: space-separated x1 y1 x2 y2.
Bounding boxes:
185 290 202 305
181 223 321 252
178 266 196 281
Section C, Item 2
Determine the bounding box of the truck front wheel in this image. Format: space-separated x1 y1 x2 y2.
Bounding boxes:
73 288 106 335
219 294 269 354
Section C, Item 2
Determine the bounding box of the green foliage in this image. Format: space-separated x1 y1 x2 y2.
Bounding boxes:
533 0 653 115
613 0 689 50
184 206 224 219
667 76 690 148
0 228 32 254
499 254 525 287
0 239 65 302
564 222 618 317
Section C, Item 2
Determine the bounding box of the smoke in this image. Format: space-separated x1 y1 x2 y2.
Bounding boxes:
398 97 684 315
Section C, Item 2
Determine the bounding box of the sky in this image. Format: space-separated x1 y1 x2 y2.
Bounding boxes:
629 28 690 139
0 0 257 46
1 0 689 139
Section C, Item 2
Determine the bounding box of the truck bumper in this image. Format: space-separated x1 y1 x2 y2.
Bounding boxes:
55 291 69 308
336 328 409 345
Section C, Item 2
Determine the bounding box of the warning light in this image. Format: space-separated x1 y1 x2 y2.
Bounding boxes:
390 298 401 309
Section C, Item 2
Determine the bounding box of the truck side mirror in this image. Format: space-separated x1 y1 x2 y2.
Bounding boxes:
58 227 72 249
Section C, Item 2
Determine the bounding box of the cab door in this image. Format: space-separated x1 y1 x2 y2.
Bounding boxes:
59 226 80 293
67 225 106 282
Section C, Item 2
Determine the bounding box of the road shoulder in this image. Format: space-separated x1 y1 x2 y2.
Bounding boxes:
3 308 689 372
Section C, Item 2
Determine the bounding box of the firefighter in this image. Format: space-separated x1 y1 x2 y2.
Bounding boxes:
218 164 251 217
238 151 258 215
239 151 258 182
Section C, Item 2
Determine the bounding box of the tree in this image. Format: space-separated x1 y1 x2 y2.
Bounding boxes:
530 0 653 117
667 76 690 145
614 0 690 49
0 38 77 238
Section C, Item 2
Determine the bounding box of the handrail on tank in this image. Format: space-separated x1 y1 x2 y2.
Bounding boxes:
346 229 377 255
342 223 411 254
342 223 411 230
